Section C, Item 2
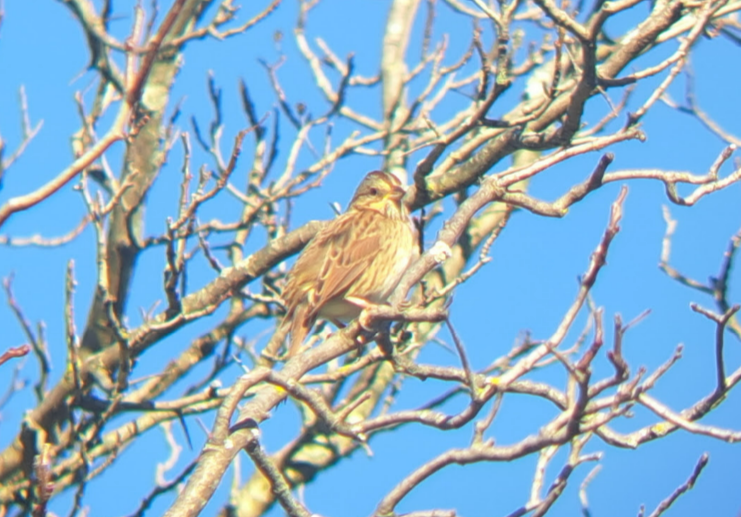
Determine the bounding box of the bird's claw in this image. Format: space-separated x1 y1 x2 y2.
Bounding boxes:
358 311 375 332
395 299 413 311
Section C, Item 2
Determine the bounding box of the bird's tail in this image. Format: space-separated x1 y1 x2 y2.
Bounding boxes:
258 304 313 366
288 302 313 357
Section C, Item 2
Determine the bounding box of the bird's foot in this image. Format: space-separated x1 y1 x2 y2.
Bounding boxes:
394 299 413 312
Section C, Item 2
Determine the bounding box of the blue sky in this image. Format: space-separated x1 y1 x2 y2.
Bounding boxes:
1 1 740 516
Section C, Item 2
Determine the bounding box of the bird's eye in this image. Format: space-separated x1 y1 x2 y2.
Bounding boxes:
369 187 379 196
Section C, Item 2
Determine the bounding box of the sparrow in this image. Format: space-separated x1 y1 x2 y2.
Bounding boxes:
279 170 417 356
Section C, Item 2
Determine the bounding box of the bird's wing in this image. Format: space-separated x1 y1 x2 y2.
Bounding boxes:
315 211 384 311
285 210 383 320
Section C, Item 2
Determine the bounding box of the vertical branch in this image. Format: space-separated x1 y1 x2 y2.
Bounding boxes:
80 0 205 362
381 0 421 178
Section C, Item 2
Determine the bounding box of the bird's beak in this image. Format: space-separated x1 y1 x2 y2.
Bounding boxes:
387 184 406 201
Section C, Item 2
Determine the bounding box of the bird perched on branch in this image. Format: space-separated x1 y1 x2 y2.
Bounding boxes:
275 170 417 358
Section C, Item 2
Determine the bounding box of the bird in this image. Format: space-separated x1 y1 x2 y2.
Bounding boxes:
277 170 417 357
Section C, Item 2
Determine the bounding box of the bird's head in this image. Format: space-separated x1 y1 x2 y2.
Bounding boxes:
348 171 408 220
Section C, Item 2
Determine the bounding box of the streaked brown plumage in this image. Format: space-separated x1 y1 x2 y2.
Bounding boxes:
280 170 416 355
